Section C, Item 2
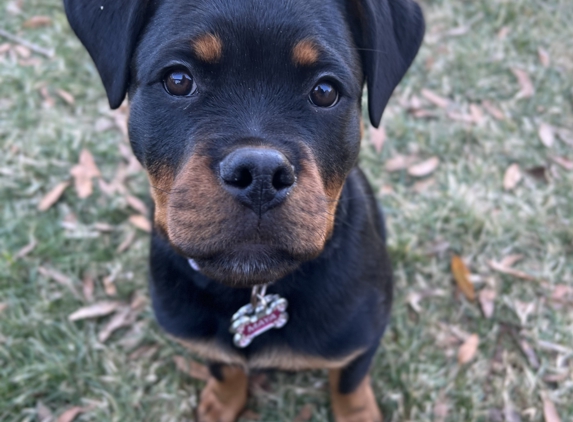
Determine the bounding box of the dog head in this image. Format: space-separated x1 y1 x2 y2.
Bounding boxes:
64 0 424 286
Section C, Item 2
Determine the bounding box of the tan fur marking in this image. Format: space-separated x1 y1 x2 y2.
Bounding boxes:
292 39 319 66
329 371 383 422
148 166 175 235
192 33 223 63
198 366 248 422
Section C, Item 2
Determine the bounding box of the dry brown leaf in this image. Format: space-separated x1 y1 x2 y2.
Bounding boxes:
82 274 94 302
38 267 81 298
541 393 561 422
36 401 53 422
102 274 117 296
408 157 440 177
543 372 569 383
551 156 573 171
518 338 539 369
451 255 475 301
38 181 70 211
0 43 11 54
482 100 505 121
15 237 37 259
412 177 435 193
117 230 136 253
56 406 85 422
13 44 31 58
98 307 133 342
23 16 52 28
56 89 75 105
68 301 121 321
126 195 148 215
478 289 496 318
447 111 474 124
458 334 479 364
93 222 114 232
129 215 152 232
293 404 314 422
0 303 7 314
70 149 101 199
488 260 536 281
538 123 555 148
511 68 534 99
369 125 386 154
128 344 159 360
421 89 450 108
385 154 418 172
538 47 550 68
172 355 210 381
433 396 449 422
503 164 522 190
499 254 524 268
469 104 485 125
551 284 573 305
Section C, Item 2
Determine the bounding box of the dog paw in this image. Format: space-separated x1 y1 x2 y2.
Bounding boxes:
196 367 248 422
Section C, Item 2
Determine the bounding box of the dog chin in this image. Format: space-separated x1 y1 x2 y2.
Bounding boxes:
192 246 301 287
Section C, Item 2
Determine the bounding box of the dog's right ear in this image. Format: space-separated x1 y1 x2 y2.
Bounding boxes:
63 0 152 109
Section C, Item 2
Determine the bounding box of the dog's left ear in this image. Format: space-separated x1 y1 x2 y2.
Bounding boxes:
347 0 425 128
63 0 153 109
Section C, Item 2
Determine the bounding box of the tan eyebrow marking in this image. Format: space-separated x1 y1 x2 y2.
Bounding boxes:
191 33 223 63
292 39 319 66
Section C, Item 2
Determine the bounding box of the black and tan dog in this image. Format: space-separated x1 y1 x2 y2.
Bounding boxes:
64 0 423 420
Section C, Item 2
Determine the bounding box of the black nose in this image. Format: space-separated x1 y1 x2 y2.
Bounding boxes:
219 147 296 215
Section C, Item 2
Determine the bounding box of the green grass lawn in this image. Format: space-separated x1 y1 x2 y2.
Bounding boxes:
1 0 572 421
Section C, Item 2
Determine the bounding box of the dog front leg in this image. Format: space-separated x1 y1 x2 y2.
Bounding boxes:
329 345 383 422
197 363 248 422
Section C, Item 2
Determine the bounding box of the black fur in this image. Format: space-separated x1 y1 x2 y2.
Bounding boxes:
64 0 424 395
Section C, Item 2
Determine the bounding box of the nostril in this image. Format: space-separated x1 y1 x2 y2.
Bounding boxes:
272 166 295 191
223 166 253 189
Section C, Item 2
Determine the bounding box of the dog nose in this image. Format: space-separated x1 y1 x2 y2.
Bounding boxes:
219 147 296 214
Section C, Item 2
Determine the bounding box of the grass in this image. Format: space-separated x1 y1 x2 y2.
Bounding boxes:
1 0 572 420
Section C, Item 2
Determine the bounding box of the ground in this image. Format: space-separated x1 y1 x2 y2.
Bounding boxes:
1 0 572 421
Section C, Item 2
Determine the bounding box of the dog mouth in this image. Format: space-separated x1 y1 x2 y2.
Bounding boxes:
188 244 302 287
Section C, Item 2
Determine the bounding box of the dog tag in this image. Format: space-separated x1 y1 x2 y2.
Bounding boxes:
230 293 288 348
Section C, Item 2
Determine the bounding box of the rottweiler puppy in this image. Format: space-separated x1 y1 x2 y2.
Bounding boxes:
64 0 424 420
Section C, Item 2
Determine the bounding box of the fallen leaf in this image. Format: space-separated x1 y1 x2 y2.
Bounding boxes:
38 181 70 211
56 89 75 105
518 338 539 369
98 307 133 342
15 237 37 259
0 303 7 314
412 177 435 193
499 254 524 268
551 284 573 305
458 334 479 364
451 255 475 301
93 222 114 232
70 149 101 199
478 289 496 318
23 16 52 28
56 406 85 422
469 104 485 124
0 43 11 55
503 164 522 190
38 267 81 298
543 372 569 383
13 44 30 58
433 396 449 422
511 68 534 99
102 274 117 296
551 156 573 171
541 393 561 422
538 123 555 147
488 260 536 281
482 100 505 121
129 215 151 232
126 195 148 215
129 344 159 360
117 230 136 253
36 401 53 422
68 301 121 321
421 89 450 108
369 125 386 154
385 154 419 172
497 26 510 39
538 47 550 68
82 274 94 302
293 404 314 422
408 157 440 177
172 355 210 381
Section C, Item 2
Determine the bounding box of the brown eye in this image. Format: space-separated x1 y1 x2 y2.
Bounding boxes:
309 81 338 107
163 69 196 96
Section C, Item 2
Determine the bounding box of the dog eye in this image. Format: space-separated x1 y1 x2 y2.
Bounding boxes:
163 69 197 96
309 81 338 107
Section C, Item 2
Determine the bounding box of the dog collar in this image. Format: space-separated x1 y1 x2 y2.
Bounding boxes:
188 259 289 348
